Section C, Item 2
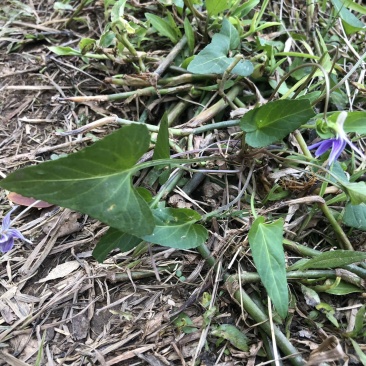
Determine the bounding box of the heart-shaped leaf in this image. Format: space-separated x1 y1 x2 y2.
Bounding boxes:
0 125 155 237
240 99 315 147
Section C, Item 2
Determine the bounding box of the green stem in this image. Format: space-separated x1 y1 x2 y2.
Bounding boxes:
114 117 240 136
186 85 243 127
66 84 194 102
293 130 313 159
225 275 305 366
318 202 354 250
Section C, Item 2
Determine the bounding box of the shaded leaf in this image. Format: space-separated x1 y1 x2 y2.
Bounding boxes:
343 182 366 205
142 207 208 249
187 19 253 76
145 13 178 43
248 217 288 318
211 324 249 351
220 18 240 49
343 203 366 230
183 17 195 54
298 250 366 270
325 280 363 295
153 112 170 161
92 228 142 262
240 99 315 147
331 0 365 34
0 125 155 237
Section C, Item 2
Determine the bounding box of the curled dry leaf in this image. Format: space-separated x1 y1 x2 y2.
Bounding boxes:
7 192 53 208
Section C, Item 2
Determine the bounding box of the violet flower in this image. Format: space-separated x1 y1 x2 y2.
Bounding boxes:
0 207 32 253
309 111 364 165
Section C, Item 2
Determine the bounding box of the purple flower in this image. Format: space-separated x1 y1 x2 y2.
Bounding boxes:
0 207 32 253
309 111 364 165
308 137 347 165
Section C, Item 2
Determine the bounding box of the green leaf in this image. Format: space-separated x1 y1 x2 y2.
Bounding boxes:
172 312 198 334
331 0 365 34
343 182 366 205
350 338 366 366
211 324 249 351
0 125 155 237
99 31 115 48
145 13 178 43
183 17 195 54
93 228 142 262
220 18 240 50
297 250 366 270
240 99 315 148
48 46 81 56
79 38 96 54
111 0 127 22
142 207 208 249
248 217 288 318
187 19 253 76
206 0 229 16
343 203 366 230
153 112 170 160
325 280 363 295
343 111 366 134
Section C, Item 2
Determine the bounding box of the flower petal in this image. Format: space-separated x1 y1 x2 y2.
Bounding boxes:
1 207 17 232
7 229 32 244
328 138 347 165
0 234 14 253
309 139 335 157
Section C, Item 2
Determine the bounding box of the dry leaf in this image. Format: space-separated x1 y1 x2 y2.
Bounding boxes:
38 261 80 283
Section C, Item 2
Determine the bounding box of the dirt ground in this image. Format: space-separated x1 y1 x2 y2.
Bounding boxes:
0 4 229 366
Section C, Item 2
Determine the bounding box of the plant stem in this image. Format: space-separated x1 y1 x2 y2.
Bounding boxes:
153 35 187 78
317 202 354 250
64 84 194 102
225 275 305 366
293 130 313 159
184 85 243 127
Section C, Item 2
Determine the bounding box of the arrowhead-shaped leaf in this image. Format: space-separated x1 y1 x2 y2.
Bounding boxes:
142 207 208 249
248 217 288 318
0 125 155 237
240 99 315 147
